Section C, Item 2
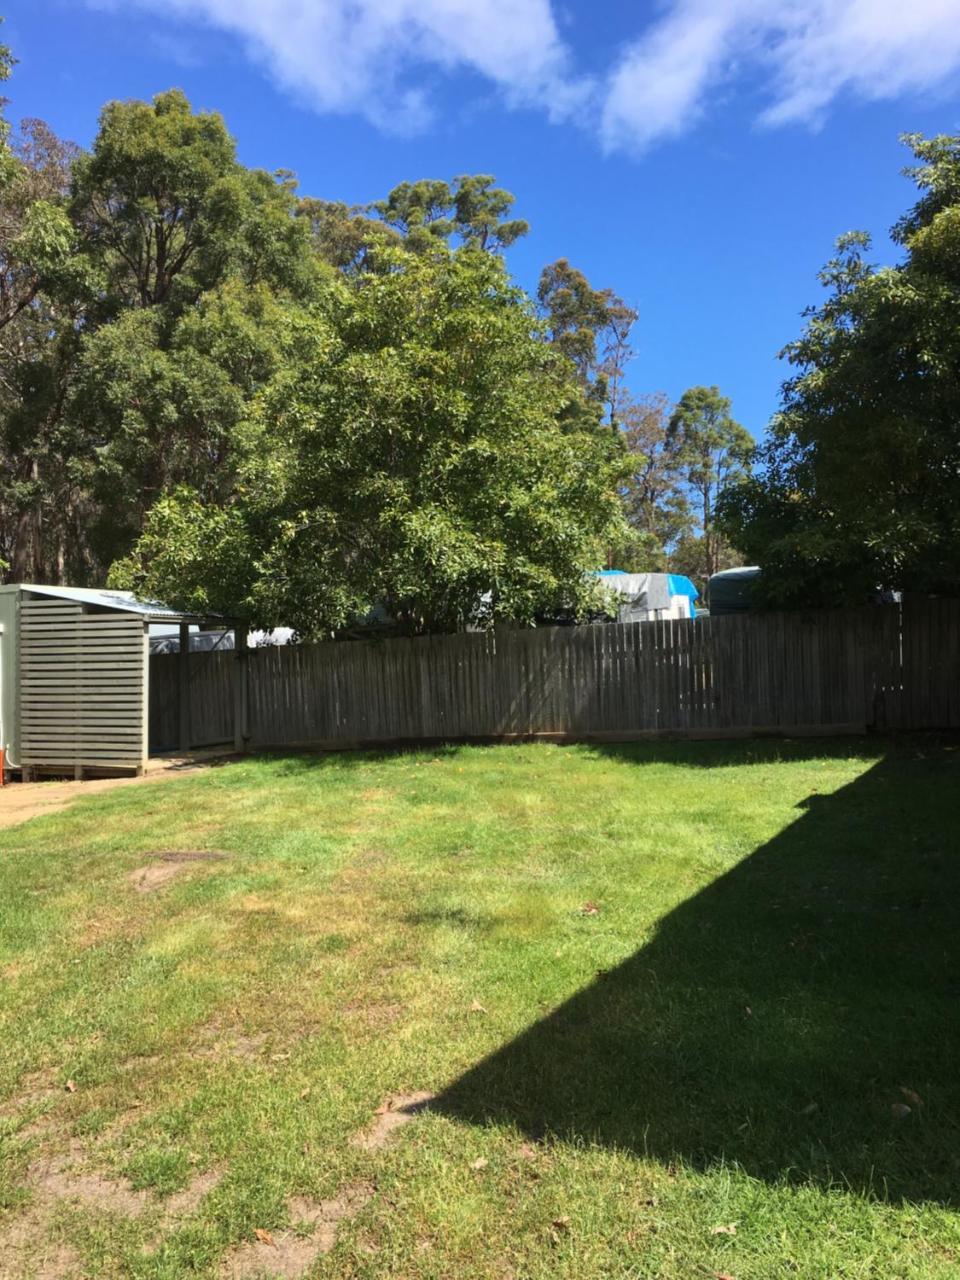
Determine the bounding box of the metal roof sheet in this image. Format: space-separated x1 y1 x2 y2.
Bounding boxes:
14 583 226 623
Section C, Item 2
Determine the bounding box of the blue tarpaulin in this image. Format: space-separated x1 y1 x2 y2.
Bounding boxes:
595 570 700 619
667 574 699 618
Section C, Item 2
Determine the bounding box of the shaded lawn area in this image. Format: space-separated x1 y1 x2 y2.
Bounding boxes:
0 737 958 1278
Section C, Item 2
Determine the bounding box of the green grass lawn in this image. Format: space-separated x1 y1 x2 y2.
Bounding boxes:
1 737 959 1278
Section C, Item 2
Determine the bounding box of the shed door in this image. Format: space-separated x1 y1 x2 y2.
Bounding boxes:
20 598 147 772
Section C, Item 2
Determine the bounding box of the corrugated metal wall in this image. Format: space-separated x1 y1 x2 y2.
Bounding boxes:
20 597 147 773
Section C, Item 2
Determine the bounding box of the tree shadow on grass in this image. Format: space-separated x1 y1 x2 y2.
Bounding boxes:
434 739 960 1205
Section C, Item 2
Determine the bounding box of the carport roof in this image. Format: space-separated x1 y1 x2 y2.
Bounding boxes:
7 583 231 624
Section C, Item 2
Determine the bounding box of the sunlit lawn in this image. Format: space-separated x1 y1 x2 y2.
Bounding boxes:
1 737 958 1278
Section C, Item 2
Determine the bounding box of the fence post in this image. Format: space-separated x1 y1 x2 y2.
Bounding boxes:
234 624 249 753
178 622 191 752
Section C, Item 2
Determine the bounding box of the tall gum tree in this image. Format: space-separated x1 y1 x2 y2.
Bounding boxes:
668 385 753 580
719 133 960 606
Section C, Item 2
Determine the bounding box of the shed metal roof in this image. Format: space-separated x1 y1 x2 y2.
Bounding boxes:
8 583 228 624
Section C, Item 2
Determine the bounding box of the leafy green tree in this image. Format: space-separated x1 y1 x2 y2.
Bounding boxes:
668 385 753 578
0 63 631 611
1 87 322 583
0 110 88 580
448 174 529 251
720 133 960 605
0 32 75 334
0 26 18 217
71 281 293 570
614 392 692 569
371 174 528 255
113 249 627 635
668 531 744 586
537 258 637 428
71 89 319 314
296 195 399 273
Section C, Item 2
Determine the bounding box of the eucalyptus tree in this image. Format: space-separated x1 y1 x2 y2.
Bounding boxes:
371 174 528 254
720 133 960 605
668 385 753 578
537 258 637 429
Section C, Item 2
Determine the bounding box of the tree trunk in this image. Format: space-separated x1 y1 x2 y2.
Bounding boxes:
9 460 42 582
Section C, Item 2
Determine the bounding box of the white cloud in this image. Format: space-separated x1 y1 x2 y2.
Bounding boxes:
601 3 753 151
109 0 589 135
759 0 960 126
96 0 960 148
601 0 960 153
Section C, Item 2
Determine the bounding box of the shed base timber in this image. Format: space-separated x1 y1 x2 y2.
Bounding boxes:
20 763 145 782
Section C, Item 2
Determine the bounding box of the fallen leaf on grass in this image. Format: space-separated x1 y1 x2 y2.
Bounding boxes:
517 1143 538 1161
470 1000 487 1014
253 1229 275 1246
469 1157 489 1171
551 1215 571 1232
900 1087 924 1108
580 902 600 916
891 1102 912 1118
64 1079 77 1093
710 1224 737 1236
714 1272 736 1279
799 1102 819 1116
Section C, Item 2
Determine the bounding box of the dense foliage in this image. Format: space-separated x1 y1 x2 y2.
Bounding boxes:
0 39 746 627
112 251 628 634
720 134 960 606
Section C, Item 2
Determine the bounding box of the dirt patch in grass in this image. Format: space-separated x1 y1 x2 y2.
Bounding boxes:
350 1092 434 1152
219 1184 375 1278
24 1142 222 1220
28 1142 152 1217
0 1074 63 1140
0 1207 79 1280
128 862 191 894
0 1141 223 1275
128 850 228 894
193 1023 269 1061
14 1114 60 1142
342 1000 405 1030
163 1167 224 1217
0 1075 60 1118
74 912 144 950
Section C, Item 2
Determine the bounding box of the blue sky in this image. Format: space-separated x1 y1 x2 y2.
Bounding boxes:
4 0 960 439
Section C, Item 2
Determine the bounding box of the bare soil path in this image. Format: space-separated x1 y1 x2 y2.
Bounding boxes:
0 751 235 831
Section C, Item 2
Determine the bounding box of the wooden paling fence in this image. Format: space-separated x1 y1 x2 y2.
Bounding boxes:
148 599 960 753
150 644 235 750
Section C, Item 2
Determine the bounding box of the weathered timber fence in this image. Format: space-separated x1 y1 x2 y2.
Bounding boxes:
150 645 235 750
148 599 960 753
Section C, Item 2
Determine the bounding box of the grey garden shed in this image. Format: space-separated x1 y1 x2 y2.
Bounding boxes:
0 584 244 778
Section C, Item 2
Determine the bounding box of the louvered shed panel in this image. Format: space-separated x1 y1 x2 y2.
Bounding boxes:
20 599 148 774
